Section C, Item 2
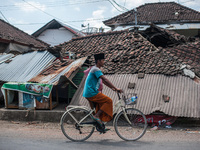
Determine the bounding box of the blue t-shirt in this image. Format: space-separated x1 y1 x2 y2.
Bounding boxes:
83 66 103 98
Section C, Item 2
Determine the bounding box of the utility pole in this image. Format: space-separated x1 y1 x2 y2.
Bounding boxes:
88 23 89 33
134 8 138 32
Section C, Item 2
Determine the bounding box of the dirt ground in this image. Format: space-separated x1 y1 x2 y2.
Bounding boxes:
0 120 200 142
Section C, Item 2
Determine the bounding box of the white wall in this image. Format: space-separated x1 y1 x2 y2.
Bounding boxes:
37 27 76 46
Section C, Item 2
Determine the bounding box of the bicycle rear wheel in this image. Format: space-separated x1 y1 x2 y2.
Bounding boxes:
114 108 147 141
60 107 95 142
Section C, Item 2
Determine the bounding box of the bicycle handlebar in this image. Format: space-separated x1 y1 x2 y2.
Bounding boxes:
117 92 121 100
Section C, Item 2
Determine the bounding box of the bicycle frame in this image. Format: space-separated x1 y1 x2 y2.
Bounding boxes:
62 106 96 127
63 92 132 126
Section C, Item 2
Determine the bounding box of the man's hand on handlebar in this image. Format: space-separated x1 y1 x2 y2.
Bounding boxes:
115 88 123 93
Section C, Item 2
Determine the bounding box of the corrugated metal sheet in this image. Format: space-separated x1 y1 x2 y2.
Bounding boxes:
0 53 14 64
71 74 200 118
29 57 87 85
0 51 56 82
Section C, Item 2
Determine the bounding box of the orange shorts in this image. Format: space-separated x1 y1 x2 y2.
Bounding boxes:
87 93 113 122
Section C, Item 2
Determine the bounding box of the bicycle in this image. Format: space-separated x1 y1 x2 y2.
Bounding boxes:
60 92 147 142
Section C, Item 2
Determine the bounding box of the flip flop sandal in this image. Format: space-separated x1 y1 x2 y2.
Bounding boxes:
99 128 111 134
104 128 110 132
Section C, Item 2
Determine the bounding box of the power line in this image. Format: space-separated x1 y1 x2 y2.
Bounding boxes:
12 17 111 26
108 0 129 12
111 0 129 11
108 0 124 12
66 17 111 22
0 10 9 23
0 0 108 11
0 0 106 7
3 0 129 28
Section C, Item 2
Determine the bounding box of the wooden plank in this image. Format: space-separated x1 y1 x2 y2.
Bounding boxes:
7 105 18 109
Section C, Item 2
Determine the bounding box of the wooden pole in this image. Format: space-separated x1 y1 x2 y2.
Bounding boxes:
5 89 8 108
49 93 52 110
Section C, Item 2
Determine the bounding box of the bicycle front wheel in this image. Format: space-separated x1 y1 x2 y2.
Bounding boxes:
60 107 95 142
114 108 147 141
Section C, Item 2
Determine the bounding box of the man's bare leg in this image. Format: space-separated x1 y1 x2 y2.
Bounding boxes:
94 109 103 119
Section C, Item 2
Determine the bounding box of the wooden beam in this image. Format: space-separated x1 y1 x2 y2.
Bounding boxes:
65 76 78 89
56 86 59 104
59 75 78 89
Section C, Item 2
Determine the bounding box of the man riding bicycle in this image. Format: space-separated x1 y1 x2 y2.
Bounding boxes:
83 53 123 127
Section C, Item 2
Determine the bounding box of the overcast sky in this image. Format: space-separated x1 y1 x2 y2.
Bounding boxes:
0 0 200 35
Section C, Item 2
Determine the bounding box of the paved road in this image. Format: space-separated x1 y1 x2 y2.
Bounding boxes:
1 136 200 150
0 120 200 150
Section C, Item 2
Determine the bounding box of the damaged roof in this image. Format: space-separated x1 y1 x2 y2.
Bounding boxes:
0 53 14 64
29 57 87 85
140 24 189 48
60 29 200 77
59 26 200 118
103 2 200 27
0 19 49 48
60 26 200 118
0 51 56 82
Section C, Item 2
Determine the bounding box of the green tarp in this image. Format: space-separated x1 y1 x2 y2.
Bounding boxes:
2 82 53 98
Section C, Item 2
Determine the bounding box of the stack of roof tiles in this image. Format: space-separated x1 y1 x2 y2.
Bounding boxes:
0 19 48 48
60 28 200 77
103 2 200 27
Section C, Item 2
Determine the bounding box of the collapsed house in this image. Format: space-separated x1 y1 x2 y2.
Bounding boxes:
0 51 87 110
28 56 87 109
58 26 200 121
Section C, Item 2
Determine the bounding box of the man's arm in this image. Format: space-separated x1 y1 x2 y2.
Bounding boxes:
100 75 123 92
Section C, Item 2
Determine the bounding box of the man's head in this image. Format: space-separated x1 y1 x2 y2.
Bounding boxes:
94 53 105 67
